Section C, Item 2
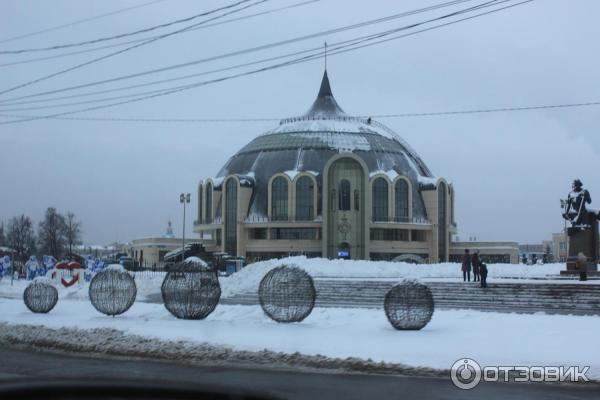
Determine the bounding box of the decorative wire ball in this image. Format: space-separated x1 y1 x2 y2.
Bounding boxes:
161 260 221 320
23 278 58 314
258 265 316 323
88 266 137 316
384 280 434 330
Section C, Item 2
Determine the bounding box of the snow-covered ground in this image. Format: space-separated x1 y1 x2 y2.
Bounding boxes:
221 257 570 296
0 298 597 379
0 257 587 301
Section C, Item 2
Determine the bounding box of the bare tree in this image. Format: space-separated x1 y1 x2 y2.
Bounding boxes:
64 212 83 255
6 215 36 261
38 207 67 260
0 222 5 247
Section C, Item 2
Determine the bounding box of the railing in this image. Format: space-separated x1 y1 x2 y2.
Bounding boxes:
244 215 322 224
370 216 431 224
195 217 222 225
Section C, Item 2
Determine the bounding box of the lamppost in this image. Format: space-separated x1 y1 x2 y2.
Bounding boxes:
180 193 190 262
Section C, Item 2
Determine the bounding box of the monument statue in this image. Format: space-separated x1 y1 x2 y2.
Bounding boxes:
562 179 593 227
560 179 599 276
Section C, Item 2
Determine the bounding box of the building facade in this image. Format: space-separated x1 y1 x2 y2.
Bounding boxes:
193 71 469 263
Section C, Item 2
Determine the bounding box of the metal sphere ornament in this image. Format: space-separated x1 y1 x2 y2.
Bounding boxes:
384 280 434 330
23 278 58 313
89 265 137 316
258 265 316 323
161 258 221 320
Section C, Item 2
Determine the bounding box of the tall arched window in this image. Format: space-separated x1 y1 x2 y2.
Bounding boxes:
438 182 448 262
372 178 388 221
271 176 288 221
224 178 238 256
205 182 213 223
197 183 203 223
395 179 409 222
295 176 314 221
338 179 351 211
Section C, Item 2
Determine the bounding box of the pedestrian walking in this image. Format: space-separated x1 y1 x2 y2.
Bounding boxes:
461 249 472 282
480 262 488 288
576 252 588 281
471 250 480 282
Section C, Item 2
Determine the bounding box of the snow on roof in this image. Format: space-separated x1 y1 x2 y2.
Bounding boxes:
369 169 399 181
0 246 15 253
184 256 208 267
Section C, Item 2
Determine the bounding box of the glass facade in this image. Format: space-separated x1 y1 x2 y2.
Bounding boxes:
338 179 351 211
224 178 237 256
295 176 314 220
370 228 409 241
372 178 388 221
270 228 317 240
271 176 289 221
197 183 203 223
438 182 447 261
395 179 409 221
205 182 213 223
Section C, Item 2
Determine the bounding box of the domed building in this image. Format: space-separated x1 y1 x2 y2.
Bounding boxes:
194 71 458 263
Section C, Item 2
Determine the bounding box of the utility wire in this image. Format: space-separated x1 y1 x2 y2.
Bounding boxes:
2 100 598 123
0 0 484 104
0 0 532 125
0 0 320 68
0 0 254 53
0 0 266 96
0 0 166 44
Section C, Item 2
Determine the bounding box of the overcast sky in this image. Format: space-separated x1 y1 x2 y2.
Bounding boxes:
1 0 599 246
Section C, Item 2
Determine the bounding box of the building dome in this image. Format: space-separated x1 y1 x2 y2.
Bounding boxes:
215 71 435 221
196 71 455 263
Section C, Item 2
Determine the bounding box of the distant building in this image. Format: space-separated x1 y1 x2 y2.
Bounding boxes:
128 220 197 267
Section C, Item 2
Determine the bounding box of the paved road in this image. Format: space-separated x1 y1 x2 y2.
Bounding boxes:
0 348 598 399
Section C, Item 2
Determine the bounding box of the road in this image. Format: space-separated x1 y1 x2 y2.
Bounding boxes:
0 348 598 399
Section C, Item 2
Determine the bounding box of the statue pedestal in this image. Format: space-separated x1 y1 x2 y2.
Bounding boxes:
560 220 599 276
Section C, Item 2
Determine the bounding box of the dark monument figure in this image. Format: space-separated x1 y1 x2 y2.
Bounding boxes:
561 179 599 275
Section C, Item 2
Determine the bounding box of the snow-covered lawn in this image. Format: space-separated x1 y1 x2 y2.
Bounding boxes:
222 257 570 296
0 297 597 379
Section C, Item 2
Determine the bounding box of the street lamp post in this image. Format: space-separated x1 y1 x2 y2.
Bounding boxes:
180 193 191 262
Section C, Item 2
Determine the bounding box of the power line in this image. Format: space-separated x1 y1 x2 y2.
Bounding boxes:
0 0 166 44
0 0 486 104
0 0 532 125
1 100 598 123
0 0 255 54
0 0 267 96
0 0 320 68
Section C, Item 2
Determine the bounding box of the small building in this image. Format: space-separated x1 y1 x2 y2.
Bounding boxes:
128 221 198 267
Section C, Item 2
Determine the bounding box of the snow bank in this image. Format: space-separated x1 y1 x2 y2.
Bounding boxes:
221 257 566 297
0 298 598 379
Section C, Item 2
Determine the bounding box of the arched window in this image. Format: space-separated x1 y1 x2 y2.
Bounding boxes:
438 182 447 262
205 182 213 223
295 176 314 221
271 176 288 221
224 178 238 256
372 178 388 222
197 183 203 223
395 179 409 222
338 179 351 211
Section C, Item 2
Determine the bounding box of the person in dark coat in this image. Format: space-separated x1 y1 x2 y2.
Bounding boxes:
576 252 588 281
480 263 488 288
461 249 471 282
471 251 480 282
